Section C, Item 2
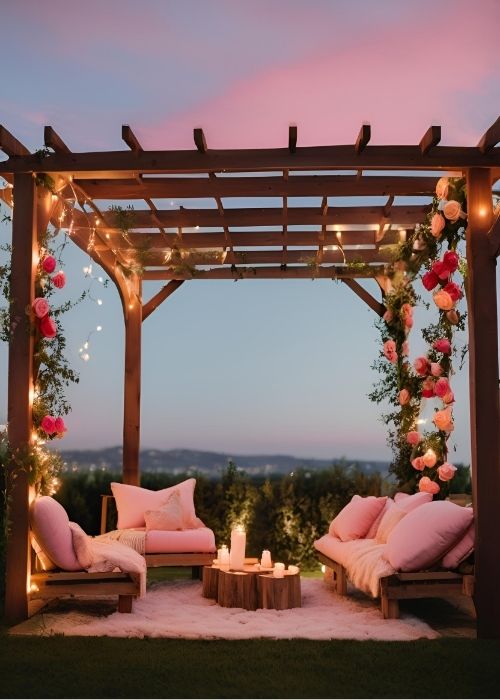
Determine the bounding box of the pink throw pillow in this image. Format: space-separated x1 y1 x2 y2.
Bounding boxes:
385 501 474 572
145 490 184 531
69 522 93 569
394 491 433 513
366 498 393 539
30 496 81 571
329 495 388 542
441 521 475 569
375 505 407 544
111 479 198 529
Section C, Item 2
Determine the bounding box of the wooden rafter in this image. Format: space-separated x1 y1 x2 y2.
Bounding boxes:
44 126 70 154
419 125 441 156
142 280 184 321
288 125 297 154
355 124 371 154
0 125 30 157
342 279 386 317
477 117 500 154
376 195 395 243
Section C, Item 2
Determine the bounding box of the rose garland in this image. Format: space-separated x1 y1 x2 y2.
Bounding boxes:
370 176 467 496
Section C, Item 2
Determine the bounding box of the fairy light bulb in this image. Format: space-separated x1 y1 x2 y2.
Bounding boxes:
82 353 90 362
97 299 103 306
83 341 89 349
96 325 102 332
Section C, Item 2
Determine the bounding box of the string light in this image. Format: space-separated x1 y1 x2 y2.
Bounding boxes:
78 324 103 363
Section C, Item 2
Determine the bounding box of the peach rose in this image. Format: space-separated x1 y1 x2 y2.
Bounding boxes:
433 407 454 432
446 309 459 325
32 297 50 319
399 389 411 406
414 356 429 376
442 390 455 404
41 415 57 434
40 315 57 339
431 213 445 238
437 462 457 482
435 177 449 200
419 476 440 495
422 448 437 468
52 271 66 289
443 200 461 222
433 290 454 311
406 431 422 446
383 340 397 364
434 377 451 398
412 457 425 471
430 363 443 377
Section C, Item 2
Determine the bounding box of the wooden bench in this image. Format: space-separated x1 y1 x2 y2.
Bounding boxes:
317 551 474 619
100 495 215 577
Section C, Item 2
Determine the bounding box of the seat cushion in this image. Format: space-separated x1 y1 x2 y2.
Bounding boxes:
111 479 198 530
314 534 371 569
329 495 388 542
30 496 81 571
145 527 216 554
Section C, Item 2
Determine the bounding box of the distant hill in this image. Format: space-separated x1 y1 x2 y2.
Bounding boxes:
59 446 390 478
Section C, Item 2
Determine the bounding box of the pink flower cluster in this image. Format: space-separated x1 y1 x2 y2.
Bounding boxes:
32 255 67 338
383 339 398 364
42 255 66 289
40 415 67 436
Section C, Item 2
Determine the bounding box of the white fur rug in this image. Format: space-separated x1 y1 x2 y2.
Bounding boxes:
13 578 438 641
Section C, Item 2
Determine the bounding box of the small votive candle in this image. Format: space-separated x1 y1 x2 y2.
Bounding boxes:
260 550 272 568
288 565 300 575
218 545 228 561
273 562 285 578
219 546 230 569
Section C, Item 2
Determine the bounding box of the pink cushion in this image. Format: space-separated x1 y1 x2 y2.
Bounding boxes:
69 522 93 569
30 496 81 571
31 533 56 571
111 479 198 529
385 501 474 572
329 495 388 542
145 490 184 531
366 498 393 539
145 527 216 554
314 533 364 569
375 505 407 544
394 491 432 512
441 521 475 569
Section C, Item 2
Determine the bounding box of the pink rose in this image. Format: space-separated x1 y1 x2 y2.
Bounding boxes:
437 462 457 482
383 340 398 364
414 356 429 376
40 315 57 339
54 417 66 434
442 390 455 404
406 431 422 446
430 363 443 377
433 407 454 432
434 377 451 398
383 309 393 323
435 177 449 200
422 270 439 291
32 297 50 319
52 271 66 289
433 338 451 354
422 377 435 398
419 476 440 495
443 281 462 302
41 415 57 434
431 213 445 238
399 389 410 406
42 255 56 274
433 290 454 311
443 251 459 273
431 260 451 280
402 340 409 356
412 457 425 471
446 309 459 325
443 200 462 222
422 449 437 468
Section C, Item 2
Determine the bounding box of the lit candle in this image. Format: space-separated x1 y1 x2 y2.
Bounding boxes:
219 546 230 570
260 550 272 568
229 525 246 570
218 545 228 561
288 565 300 575
273 562 285 578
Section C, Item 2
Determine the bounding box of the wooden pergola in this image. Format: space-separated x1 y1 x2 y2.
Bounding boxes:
1 120 499 637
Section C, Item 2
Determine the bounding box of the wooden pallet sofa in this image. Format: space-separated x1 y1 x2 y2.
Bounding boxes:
29 496 144 615
314 491 475 619
99 479 216 576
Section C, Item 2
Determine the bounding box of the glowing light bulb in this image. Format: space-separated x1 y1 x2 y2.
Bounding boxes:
95 218 100 225
97 299 103 306
195 225 200 230
79 347 83 353
105 233 110 239
128 303 133 310
98 276 103 283
96 325 102 332
82 353 90 362
83 341 89 350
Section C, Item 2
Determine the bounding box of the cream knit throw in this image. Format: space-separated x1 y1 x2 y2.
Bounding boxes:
96 528 146 555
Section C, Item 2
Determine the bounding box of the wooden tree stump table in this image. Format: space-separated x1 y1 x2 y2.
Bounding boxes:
259 572 301 610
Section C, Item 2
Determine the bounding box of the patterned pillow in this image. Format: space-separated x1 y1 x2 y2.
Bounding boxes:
145 489 184 531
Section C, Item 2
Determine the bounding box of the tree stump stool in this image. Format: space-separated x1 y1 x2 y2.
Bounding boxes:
258 572 301 610
217 569 258 611
202 566 220 599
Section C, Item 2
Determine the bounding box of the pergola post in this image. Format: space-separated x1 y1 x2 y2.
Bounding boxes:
122 275 142 486
5 175 48 623
465 167 500 639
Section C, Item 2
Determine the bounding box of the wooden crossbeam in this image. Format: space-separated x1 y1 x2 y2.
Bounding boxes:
2 145 498 176
342 278 386 317
44 126 70 154
142 265 386 281
489 213 500 257
0 125 30 157
376 195 395 242
71 175 440 200
477 117 500 154
355 124 371 154
194 128 207 154
419 125 441 156
289 125 297 154
142 280 184 321
122 125 142 153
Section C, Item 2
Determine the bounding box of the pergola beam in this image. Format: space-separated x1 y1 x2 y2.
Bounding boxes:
288 125 297 154
142 280 184 321
489 214 500 257
342 278 386 316
419 125 441 156
477 117 500 154
0 125 30 157
122 125 142 153
142 265 386 281
355 124 371 154
1 144 499 175
44 126 70 154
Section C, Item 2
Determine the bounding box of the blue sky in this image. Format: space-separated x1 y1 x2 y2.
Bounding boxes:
0 0 498 462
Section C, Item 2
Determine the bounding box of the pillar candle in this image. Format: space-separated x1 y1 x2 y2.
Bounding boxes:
219 546 230 570
273 562 285 578
260 550 272 568
288 565 300 575
229 525 246 570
